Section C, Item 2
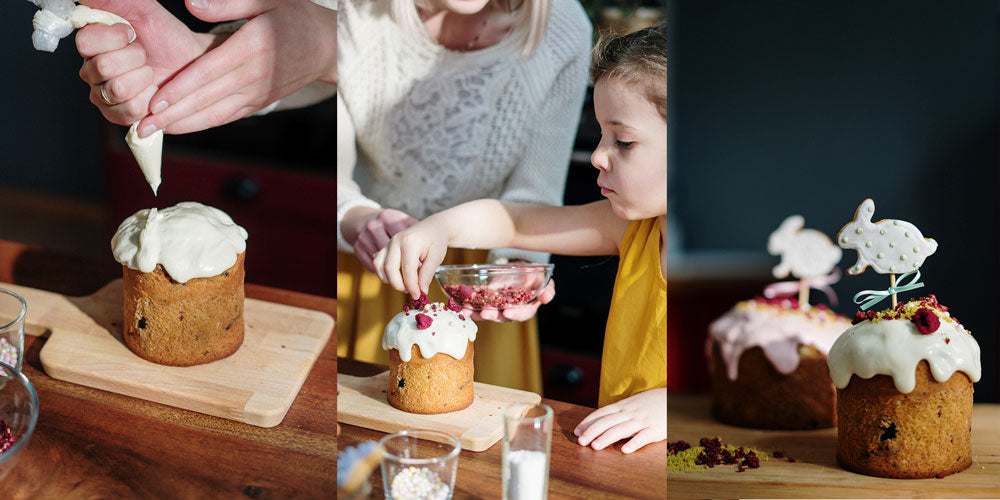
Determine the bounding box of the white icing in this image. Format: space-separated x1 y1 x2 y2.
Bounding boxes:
767 215 842 279
837 199 937 275
126 123 163 195
707 300 851 381
111 202 248 283
827 313 981 393
382 303 478 361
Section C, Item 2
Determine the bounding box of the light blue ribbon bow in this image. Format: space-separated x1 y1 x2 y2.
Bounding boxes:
853 269 924 311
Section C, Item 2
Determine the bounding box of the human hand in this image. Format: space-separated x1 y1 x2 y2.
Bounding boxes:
462 277 556 323
373 223 452 300
134 0 338 137
573 388 666 454
351 209 419 273
76 0 218 126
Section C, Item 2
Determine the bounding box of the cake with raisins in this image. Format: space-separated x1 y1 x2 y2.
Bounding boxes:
111 202 248 366
382 296 478 414
707 296 850 429
828 296 980 478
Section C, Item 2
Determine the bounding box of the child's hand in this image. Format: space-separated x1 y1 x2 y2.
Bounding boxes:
573 388 666 454
373 223 452 299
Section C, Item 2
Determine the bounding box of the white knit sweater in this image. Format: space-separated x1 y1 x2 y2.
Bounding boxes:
335 0 592 263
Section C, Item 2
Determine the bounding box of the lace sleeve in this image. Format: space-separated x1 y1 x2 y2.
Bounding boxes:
488 29 591 265
337 92 381 253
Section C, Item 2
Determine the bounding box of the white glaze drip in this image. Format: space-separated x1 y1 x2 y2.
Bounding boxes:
382 303 477 361
111 202 248 283
708 299 851 381
827 315 981 393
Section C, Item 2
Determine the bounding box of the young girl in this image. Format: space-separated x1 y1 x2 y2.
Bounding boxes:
374 23 666 454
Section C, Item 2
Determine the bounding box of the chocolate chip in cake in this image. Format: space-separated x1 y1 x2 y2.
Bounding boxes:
398 378 405 388
879 421 897 441
138 317 147 330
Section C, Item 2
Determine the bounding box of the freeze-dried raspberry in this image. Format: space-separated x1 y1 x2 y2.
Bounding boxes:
443 285 535 308
415 313 432 330
407 293 429 310
911 307 940 335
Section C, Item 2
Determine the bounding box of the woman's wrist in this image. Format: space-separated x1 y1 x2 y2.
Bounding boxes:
316 5 338 85
341 206 381 245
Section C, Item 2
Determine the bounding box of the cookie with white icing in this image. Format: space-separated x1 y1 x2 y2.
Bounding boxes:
837 199 937 275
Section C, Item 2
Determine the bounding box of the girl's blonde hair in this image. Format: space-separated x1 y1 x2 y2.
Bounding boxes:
391 0 550 59
591 22 667 119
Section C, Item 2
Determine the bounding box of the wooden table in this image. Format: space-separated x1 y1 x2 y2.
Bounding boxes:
668 394 1000 498
0 240 335 498
338 358 666 499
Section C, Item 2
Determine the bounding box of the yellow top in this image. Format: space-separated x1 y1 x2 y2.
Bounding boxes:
598 218 667 407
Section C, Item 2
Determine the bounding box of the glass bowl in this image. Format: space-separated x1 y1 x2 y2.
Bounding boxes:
380 429 460 500
435 263 554 310
0 360 39 482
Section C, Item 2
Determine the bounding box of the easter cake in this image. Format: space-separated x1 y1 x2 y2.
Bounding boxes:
707 215 849 429
382 295 478 414
829 199 981 479
708 296 849 429
111 202 248 366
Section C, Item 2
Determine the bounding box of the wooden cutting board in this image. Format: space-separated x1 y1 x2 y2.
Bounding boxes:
0 280 333 428
337 371 541 452
668 394 1000 498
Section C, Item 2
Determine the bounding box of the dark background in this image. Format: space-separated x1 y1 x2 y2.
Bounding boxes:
667 0 999 402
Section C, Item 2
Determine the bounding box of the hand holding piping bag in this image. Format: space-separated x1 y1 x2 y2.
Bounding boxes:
27 0 217 195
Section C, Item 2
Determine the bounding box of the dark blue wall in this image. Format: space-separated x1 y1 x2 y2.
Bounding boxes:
671 0 999 401
1 2 105 199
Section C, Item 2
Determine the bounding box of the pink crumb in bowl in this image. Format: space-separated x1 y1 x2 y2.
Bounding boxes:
0 420 18 455
442 284 535 309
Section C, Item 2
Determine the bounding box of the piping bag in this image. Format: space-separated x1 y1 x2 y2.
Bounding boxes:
28 0 163 195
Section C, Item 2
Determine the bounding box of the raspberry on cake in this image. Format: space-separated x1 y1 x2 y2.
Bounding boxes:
382 296 478 414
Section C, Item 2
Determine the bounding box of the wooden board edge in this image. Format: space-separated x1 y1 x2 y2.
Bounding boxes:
39 343 291 428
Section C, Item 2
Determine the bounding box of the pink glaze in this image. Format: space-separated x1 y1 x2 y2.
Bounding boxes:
707 298 851 381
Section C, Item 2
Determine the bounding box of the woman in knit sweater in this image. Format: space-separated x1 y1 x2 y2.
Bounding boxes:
336 0 591 392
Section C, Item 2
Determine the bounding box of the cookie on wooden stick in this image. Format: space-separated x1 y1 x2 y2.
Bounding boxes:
765 215 842 309
837 199 937 309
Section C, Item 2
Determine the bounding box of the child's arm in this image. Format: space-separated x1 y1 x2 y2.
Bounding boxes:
375 199 627 298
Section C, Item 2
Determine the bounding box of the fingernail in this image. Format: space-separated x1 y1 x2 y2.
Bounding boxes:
151 100 168 114
188 0 209 9
139 123 158 138
127 27 136 43
573 429 580 436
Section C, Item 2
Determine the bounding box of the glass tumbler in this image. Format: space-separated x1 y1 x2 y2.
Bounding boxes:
380 429 460 500
502 403 553 500
0 289 26 374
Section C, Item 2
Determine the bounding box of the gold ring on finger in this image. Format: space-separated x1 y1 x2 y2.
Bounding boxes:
99 83 116 106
